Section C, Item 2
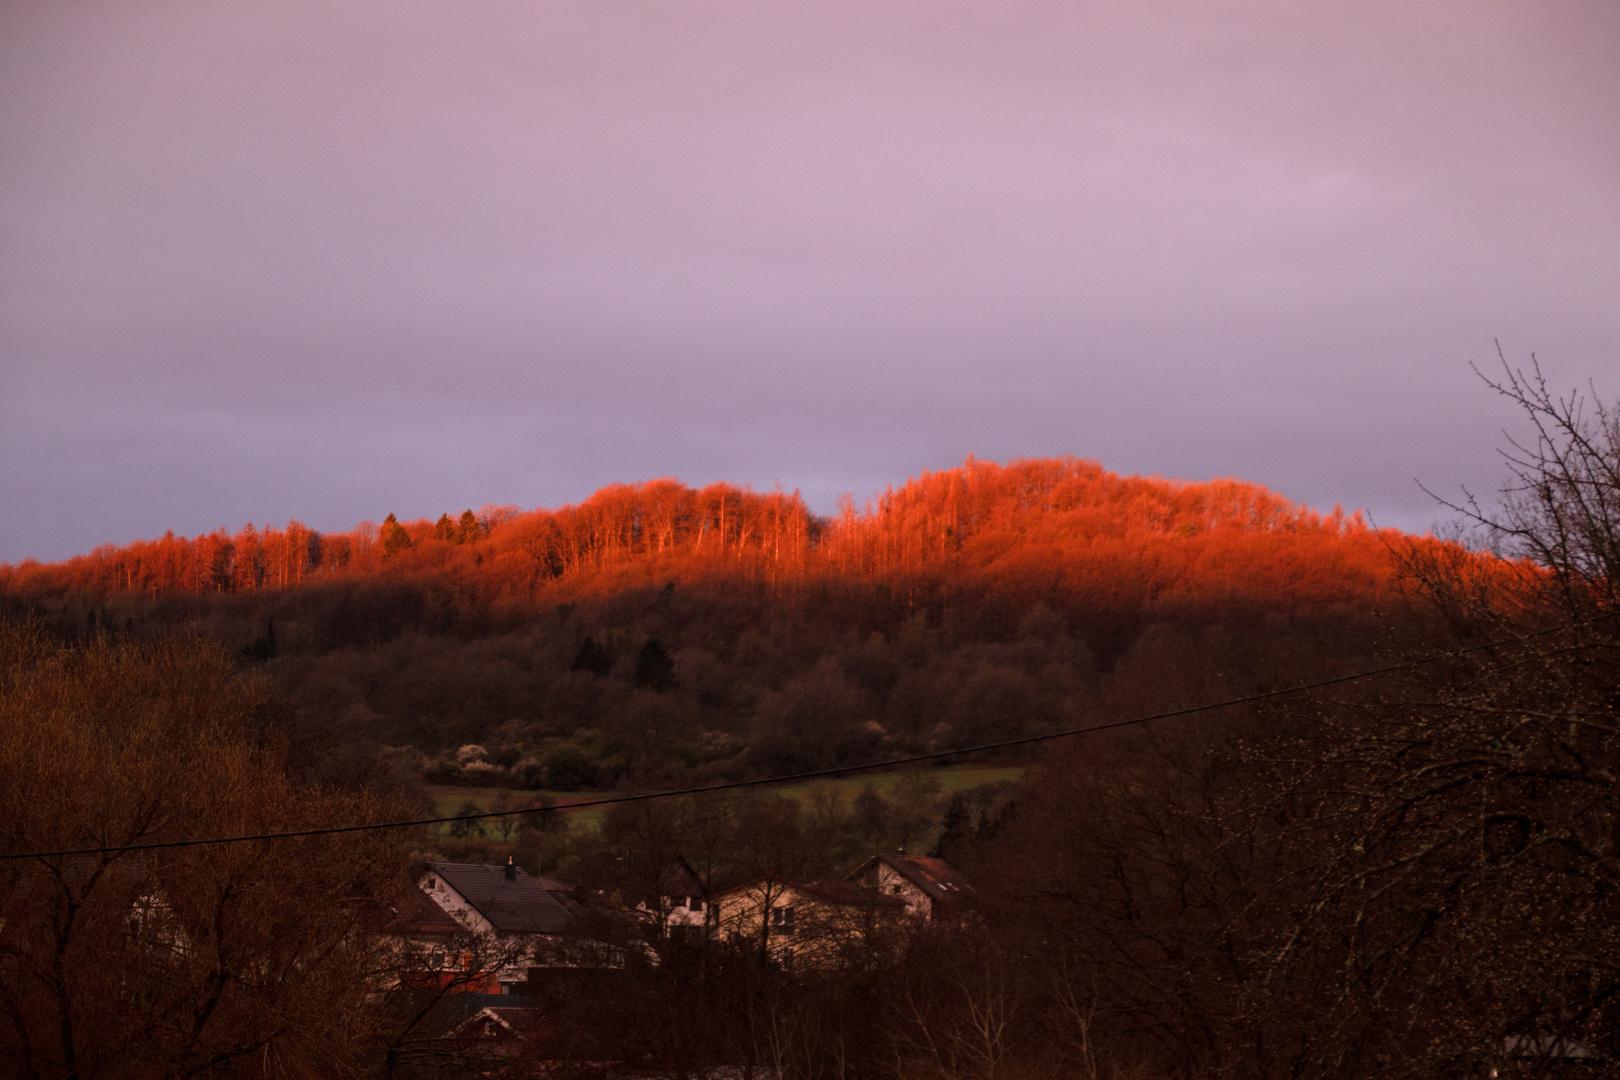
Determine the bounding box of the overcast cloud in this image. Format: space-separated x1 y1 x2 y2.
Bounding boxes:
2 0 1617 561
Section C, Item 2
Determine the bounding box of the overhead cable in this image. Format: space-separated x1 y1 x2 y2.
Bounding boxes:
3 612 1613 862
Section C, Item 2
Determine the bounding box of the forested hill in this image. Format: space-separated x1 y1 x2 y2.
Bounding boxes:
5 456 1403 609
1 458 1469 790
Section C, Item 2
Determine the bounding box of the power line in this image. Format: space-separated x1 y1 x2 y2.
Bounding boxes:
4 613 1613 862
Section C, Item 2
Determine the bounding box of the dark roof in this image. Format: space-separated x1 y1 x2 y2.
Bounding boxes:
850 854 974 907
451 1005 542 1038
428 862 575 934
658 856 707 900
417 993 538 1039
532 875 585 917
388 886 463 935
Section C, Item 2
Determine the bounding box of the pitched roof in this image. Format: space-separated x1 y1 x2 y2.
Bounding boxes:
428 862 575 934
852 854 974 907
658 855 707 900
388 886 463 935
451 1005 543 1038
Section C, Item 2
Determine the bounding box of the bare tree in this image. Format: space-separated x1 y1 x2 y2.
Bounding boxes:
1252 359 1620 1077
0 621 413 1080
1429 352 1620 613
886 932 1027 1080
374 925 536 1079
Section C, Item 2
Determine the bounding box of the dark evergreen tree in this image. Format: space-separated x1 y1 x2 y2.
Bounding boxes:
571 635 612 676
380 513 412 556
931 792 971 858
634 637 677 692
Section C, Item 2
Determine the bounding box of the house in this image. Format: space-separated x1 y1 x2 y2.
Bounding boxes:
708 877 907 970
567 852 711 950
382 882 495 992
418 857 621 986
386 993 546 1072
659 854 710 935
448 1004 542 1046
847 852 973 922
422 858 576 937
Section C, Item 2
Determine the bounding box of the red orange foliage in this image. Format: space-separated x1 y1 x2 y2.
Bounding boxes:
0 458 1457 616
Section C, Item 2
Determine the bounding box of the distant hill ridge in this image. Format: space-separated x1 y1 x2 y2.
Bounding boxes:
3 458 1491 791
2 457 1424 613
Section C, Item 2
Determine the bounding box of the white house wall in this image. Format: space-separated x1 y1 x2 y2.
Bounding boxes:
418 871 499 935
872 864 931 920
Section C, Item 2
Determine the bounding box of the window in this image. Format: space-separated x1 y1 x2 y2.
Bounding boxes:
687 895 703 911
770 905 795 935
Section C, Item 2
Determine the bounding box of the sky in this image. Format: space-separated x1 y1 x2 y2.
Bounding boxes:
2 0 1618 563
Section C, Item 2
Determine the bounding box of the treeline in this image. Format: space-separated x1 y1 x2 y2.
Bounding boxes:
3 457 1403 609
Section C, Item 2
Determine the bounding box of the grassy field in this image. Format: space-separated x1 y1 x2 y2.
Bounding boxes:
424 764 1024 834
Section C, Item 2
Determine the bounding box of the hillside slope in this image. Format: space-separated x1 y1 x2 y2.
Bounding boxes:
2 458 1466 789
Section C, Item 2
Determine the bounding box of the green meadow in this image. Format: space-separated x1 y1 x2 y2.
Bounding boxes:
424 764 1023 835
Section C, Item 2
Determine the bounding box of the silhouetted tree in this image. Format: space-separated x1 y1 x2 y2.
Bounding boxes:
571 635 612 677
634 637 678 692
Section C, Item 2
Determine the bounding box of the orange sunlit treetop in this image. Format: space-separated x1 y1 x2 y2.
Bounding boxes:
0 457 1469 617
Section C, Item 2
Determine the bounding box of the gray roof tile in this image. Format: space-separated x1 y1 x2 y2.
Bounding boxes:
429 862 574 934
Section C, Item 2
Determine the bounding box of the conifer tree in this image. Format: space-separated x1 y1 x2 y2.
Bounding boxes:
380 513 412 556
571 635 612 676
634 637 678 692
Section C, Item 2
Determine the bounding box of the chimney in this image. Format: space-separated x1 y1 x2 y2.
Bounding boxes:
504 855 517 882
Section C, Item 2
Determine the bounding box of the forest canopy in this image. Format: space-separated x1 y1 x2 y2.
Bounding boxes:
0 458 1490 791
4 457 1402 607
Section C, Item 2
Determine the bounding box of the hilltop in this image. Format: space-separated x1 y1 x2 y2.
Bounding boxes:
2 457 1464 790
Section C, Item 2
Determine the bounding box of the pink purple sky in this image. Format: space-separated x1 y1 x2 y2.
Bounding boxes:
2 1 1618 562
